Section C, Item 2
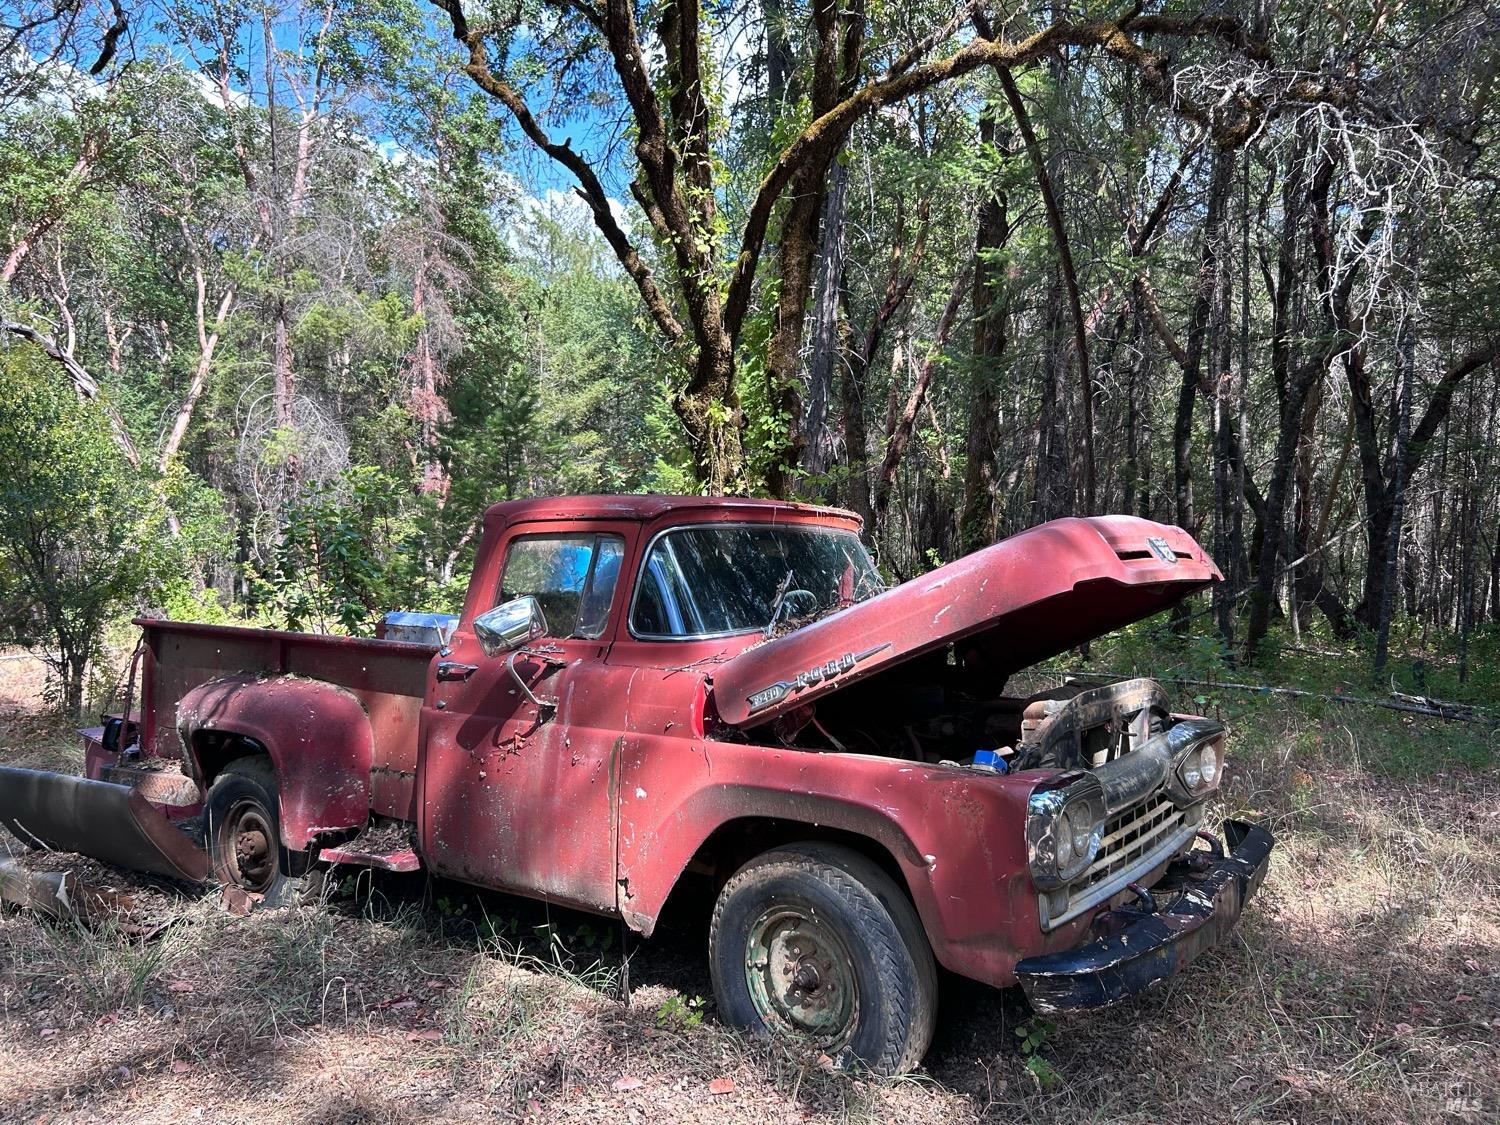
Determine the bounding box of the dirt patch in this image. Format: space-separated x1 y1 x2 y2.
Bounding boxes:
0 650 50 715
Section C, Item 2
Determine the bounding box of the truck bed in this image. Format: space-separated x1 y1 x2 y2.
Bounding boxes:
136 618 435 820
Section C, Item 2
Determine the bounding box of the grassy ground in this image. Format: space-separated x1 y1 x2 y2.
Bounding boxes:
1 645 1497 1124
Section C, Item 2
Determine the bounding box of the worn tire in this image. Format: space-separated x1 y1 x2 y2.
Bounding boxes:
709 843 938 1074
205 757 303 907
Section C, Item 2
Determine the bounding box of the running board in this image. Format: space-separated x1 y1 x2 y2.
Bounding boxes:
319 824 422 872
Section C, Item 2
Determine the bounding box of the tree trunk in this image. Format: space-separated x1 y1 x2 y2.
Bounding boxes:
1173 155 1232 532
1033 272 1071 521
802 162 849 480
408 250 449 497
763 0 792 106
988 53 1094 514
60 646 86 719
677 341 745 493
159 264 236 472
1374 268 1418 679
840 199 928 529
959 114 1010 554
1169 149 1233 629
761 0 859 497
1245 155 1319 657
873 266 969 531
1208 150 1236 648
839 284 873 527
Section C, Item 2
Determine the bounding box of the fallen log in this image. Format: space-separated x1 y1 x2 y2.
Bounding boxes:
1061 674 1494 726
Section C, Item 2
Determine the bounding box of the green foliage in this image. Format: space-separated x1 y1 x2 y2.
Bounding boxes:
1068 614 1236 683
735 277 784 495
0 345 192 712
654 992 706 1030
1069 607 1496 781
154 463 236 621
2 0 1495 711
1013 1016 1060 1089
253 467 443 633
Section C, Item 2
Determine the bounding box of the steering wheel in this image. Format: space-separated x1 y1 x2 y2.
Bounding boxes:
778 589 819 621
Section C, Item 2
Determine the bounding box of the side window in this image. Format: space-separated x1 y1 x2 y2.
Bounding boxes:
497 533 624 640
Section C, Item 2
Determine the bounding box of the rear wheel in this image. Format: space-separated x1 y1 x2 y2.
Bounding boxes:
205 757 302 906
708 843 938 1074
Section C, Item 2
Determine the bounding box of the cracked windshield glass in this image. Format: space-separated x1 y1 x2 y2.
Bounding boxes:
632 526 880 638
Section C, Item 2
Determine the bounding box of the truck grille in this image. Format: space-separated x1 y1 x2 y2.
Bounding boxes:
1038 791 1201 931
1084 792 1187 887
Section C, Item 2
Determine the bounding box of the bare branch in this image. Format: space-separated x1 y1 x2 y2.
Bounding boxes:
1405 340 1500 480
432 0 684 347
89 0 128 75
2 318 141 468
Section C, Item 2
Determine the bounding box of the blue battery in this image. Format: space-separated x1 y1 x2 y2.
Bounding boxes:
972 749 1008 773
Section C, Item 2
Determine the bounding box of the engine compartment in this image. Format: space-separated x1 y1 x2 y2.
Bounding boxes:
758 651 1173 772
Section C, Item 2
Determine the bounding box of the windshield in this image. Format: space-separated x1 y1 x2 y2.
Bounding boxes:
630 524 880 639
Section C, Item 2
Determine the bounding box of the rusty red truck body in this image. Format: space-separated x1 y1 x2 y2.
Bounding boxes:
0 496 1273 1072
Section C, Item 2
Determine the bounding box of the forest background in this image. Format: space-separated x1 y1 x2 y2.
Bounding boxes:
2 0 1498 715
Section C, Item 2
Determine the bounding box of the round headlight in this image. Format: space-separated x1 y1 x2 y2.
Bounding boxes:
1055 812 1075 866
1027 779 1107 890
1071 816 1092 858
1200 750 1218 784
1183 758 1203 787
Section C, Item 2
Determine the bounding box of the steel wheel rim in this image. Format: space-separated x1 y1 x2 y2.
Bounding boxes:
744 906 859 1046
220 799 276 893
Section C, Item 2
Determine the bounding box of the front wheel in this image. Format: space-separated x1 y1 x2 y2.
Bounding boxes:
205 757 302 907
708 843 938 1074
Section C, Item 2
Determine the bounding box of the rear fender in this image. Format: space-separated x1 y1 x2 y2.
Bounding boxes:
176 675 373 849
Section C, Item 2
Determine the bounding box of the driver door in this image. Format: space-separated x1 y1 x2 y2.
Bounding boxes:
419 527 628 912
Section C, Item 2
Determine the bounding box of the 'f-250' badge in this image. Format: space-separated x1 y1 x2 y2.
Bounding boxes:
746 643 892 713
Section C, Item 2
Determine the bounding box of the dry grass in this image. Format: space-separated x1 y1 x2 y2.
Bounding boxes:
1 651 1497 1124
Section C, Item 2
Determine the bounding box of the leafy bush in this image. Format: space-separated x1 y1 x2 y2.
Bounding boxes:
0 346 211 713
253 466 464 633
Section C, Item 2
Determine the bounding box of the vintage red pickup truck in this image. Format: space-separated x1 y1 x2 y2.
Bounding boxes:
0 495 1272 1072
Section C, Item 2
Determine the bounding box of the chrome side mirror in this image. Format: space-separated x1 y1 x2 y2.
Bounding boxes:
473 596 548 657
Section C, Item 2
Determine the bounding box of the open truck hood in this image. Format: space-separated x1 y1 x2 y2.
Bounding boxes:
710 516 1219 729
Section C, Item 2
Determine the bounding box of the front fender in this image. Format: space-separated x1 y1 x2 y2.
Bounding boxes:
618 735 1105 986
618 777 932 932
176 675 373 849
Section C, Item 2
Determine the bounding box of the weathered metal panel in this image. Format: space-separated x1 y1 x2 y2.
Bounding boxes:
140 621 433 821
175 675 376 849
418 517 641 915
0 766 209 882
611 714 1108 986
